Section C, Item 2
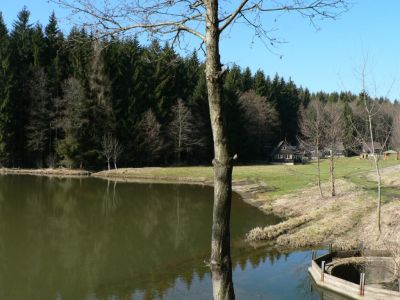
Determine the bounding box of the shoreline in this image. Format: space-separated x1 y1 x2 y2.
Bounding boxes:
1 166 399 252
0 167 92 177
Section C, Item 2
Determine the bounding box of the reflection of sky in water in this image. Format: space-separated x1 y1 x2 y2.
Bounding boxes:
158 250 346 300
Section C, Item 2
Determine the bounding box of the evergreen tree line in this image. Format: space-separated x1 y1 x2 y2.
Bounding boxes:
0 9 398 169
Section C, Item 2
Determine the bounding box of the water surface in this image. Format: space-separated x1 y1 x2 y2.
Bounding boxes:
0 175 348 299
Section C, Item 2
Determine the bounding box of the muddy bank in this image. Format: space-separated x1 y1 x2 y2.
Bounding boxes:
92 168 213 184
0 167 91 177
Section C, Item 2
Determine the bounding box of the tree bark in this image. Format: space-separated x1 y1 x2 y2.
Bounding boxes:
330 146 336 196
373 154 382 234
205 1 235 299
367 114 382 234
316 145 323 198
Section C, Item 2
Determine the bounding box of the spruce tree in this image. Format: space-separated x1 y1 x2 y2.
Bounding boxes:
56 78 88 168
26 68 51 167
9 7 34 166
0 13 13 166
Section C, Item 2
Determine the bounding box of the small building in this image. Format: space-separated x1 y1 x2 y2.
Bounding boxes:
360 142 383 159
271 140 307 164
324 142 346 157
383 149 399 160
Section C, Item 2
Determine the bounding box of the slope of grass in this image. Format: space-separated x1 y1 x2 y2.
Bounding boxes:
95 157 400 198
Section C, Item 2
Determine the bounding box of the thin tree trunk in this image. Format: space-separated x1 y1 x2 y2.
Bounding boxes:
114 160 117 169
205 1 235 299
373 155 382 234
330 146 336 196
107 159 110 171
368 114 382 234
316 145 323 198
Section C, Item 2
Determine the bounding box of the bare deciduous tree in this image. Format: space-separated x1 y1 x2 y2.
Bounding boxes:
169 99 205 164
137 109 165 165
52 0 348 298
298 99 326 198
101 133 113 170
112 138 123 169
239 90 279 158
324 101 345 197
352 63 393 235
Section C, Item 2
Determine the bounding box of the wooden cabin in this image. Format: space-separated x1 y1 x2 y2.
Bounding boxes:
271 140 307 164
383 150 399 160
324 142 346 157
360 142 383 159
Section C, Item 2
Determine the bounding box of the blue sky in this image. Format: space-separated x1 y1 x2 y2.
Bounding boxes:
1 0 400 99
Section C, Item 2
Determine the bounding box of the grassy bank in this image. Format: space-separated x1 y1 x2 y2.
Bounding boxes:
94 158 400 251
2 158 399 251
94 157 400 198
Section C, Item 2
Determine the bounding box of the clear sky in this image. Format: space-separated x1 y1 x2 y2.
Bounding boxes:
1 0 400 100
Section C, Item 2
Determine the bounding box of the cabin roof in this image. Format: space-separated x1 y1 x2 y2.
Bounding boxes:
363 142 383 151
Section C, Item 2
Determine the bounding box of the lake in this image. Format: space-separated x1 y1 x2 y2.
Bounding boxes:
0 175 348 299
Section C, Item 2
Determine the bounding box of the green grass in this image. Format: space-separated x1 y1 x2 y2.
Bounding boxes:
103 157 400 197
232 157 399 197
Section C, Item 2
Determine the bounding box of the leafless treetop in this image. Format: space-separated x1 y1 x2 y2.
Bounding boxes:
52 0 348 46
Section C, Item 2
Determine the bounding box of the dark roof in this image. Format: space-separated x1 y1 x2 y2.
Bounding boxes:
272 140 300 155
324 142 345 152
363 142 383 151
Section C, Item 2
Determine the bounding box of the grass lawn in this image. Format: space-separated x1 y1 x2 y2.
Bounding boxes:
233 157 400 197
101 157 400 198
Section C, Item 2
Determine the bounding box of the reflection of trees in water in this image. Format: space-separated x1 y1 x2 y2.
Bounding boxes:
0 176 303 299
103 180 119 216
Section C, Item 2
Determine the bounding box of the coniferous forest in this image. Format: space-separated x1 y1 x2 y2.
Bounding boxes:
0 8 399 169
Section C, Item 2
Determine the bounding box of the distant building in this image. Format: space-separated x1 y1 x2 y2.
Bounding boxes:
360 142 383 159
383 149 399 160
271 140 308 164
324 142 346 157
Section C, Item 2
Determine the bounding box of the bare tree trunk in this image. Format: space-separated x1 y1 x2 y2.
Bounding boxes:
114 161 117 169
316 145 323 198
107 159 110 171
205 1 235 299
330 147 336 196
368 113 382 234
373 154 382 233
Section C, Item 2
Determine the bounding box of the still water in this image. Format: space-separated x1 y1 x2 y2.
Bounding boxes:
0 175 347 300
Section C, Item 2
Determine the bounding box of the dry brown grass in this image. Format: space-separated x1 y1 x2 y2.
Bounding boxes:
245 179 384 250
0 168 91 176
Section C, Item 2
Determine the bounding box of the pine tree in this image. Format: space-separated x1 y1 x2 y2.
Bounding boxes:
45 12 65 98
0 13 13 166
241 67 253 92
26 68 51 167
56 78 88 168
253 70 268 97
84 41 115 166
9 7 34 166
